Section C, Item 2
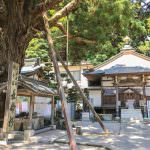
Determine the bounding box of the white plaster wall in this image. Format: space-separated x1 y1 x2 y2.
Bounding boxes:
65 70 88 89
102 77 113 80
146 87 150 96
34 96 52 118
89 90 101 107
80 70 88 88
102 81 114 87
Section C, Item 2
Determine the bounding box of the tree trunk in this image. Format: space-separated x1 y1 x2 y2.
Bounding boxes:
0 35 30 127
0 1 33 127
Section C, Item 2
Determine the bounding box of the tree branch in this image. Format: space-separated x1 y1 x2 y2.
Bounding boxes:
32 0 63 18
49 0 81 26
31 0 81 36
56 22 96 45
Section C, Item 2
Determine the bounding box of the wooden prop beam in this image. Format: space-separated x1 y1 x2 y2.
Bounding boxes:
55 51 109 133
43 14 78 150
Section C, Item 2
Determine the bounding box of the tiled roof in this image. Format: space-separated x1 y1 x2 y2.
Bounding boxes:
104 65 150 75
84 44 150 77
21 64 45 76
18 76 57 96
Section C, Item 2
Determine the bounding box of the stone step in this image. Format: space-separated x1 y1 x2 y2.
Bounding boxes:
121 109 143 122
8 131 24 141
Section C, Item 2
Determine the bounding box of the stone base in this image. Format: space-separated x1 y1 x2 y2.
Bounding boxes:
0 139 7 145
0 132 8 145
8 131 24 141
115 117 120 121
50 125 56 130
76 126 82 135
24 130 35 141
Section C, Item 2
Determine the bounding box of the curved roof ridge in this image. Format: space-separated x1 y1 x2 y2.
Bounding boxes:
94 50 150 70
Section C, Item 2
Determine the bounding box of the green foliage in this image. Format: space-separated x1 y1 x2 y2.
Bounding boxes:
26 0 149 66
67 86 81 103
66 0 149 64
26 38 49 62
138 41 150 56
87 41 119 65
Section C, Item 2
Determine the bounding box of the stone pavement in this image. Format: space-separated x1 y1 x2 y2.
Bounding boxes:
51 121 150 150
74 121 121 134
10 142 107 150
1 121 150 150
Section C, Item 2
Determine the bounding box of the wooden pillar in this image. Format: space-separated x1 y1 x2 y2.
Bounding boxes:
100 79 103 106
142 75 147 118
43 14 77 150
51 96 55 125
28 95 34 130
115 76 119 117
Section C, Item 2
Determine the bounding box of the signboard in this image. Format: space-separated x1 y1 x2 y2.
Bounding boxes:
3 62 19 132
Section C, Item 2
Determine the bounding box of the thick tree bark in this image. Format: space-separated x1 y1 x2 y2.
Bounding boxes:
0 1 33 72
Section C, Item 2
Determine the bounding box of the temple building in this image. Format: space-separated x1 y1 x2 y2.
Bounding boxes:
84 37 150 121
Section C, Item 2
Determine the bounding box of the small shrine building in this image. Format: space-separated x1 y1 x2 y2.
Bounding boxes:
84 38 150 120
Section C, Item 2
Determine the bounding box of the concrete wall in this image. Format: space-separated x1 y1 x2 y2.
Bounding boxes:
89 90 101 107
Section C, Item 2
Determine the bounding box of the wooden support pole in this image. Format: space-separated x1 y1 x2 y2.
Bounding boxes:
142 75 147 118
55 50 109 133
28 95 34 129
43 14 78 150
116 87 119 116
115 76 119 117
51 96 55 125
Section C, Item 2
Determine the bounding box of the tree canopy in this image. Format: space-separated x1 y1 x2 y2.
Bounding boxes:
25 0 150 66
0 0 149 74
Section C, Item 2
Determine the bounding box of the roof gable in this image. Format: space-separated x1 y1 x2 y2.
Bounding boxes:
95 51 150 71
